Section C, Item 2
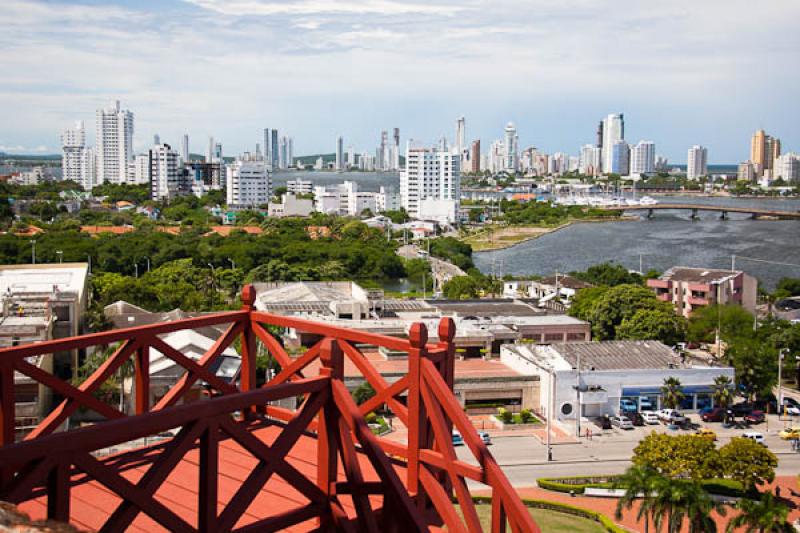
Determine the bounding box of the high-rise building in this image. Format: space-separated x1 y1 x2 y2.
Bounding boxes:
181 134 189 162
750 129 781 177
655 155 669 172
400 142 460 218
687 145 708 180
601 113 624 173
609 141 629 175
271 129 279 170
629 140 655 176
153 134 160 146
287 137 294 168
774 153 800 184
738 161 755 182
455 117 466 155
206 137 215 163
149 143 179 201
263 128 270 166
226 158 271 207
503 122 518 172
579 144 602 176
336 136 344 171
61 121 92 189
470 140 481 173
95 100 134 184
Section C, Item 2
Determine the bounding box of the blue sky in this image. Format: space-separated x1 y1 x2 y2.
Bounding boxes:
1 0 798 163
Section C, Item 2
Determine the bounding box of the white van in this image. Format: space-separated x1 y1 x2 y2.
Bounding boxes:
743 431 766 446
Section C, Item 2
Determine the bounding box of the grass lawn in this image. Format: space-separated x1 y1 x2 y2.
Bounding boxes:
457 504 607 532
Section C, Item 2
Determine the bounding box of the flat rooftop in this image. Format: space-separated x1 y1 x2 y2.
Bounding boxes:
659 267 742 284
0 263 89 299
551 340 681 371
428 299 544 318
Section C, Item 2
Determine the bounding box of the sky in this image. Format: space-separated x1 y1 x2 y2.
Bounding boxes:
0 0 798 163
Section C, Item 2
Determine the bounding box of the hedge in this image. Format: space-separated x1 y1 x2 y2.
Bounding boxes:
470 495 626 533
537 475 745 497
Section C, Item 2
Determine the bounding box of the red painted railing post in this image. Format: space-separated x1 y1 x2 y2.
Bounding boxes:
240 285 257 416
317 338 342 528
0 361 13 447
436 318 456 394
407 322 428 502
134 344 150 415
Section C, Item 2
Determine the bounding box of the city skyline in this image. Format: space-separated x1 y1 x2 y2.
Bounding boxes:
1 0 798 162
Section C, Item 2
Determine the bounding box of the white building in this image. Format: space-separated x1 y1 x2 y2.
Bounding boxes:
775 153 800 184
132 153 150 185
629 140 656 176
501 341 735 422
503 122 519 172
226 159 271 208
96 100 134 184
61 121 94 190
601 113 624 173
401 143 461 219
418 198 458 225
687 145 708 180
286 179 313 195
149 143 180 201
268 193 314 218
336 136 344 171
377 186 400 212
488 140 505 174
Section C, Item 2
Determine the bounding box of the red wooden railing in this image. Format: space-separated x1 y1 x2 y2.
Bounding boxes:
0 285 539 532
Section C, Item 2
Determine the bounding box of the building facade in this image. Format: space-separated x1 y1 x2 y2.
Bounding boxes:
401 145 461 219
226 159 271 208
687 145 708 180
95 100 134 184
610 140 630 175
601 113 624 173
149 143 180 201
629 140 656 176
647 266 758 318
61 121 94 190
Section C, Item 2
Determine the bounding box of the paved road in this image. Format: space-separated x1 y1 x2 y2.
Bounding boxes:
457 413 800 488
397 244 466 287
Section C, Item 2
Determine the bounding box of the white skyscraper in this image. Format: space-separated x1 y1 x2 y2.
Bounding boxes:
775 153 800 183
601 113 624 173
629 141 656 176
95 100 134 184
181 134 190 162
455 116 466 159
61 121 93 189
336 136 344 171
207 136 215 163
687 145 708 180
149 143 180 201
579 144 602 176
503 122 518 172
226 158 271 207
400 142 461 218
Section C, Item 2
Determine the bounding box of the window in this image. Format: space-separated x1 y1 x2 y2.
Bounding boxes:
560 403 573 416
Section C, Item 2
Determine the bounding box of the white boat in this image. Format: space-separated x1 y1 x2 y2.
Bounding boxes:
639 196 658 206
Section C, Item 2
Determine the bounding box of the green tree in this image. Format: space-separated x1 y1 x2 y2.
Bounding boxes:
632 433 722 480
614 465 661 533
719 438 777 492
726 492 794 533
775 277 800 297
648 477 723 533
661 377 685 410
616 307 688 345
712 375 735 409
352 382 376 406
587 284 667 340
687 304 755 344
442 275 482 299
567 286 607 322
726 338 778 401
571 262 643 287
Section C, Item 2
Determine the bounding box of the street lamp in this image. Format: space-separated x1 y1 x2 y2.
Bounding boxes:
134 262 139 278
56 250 63 263
228 258 235 270
30 240 36 264
142 256 151 273
778 349 786 412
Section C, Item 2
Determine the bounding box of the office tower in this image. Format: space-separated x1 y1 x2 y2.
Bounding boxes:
610 141 630 175
347 145 355 168
226 157 271 207
601 113 624 173
596 121 604 148
214 143 223 162
455 117 466 155
95 100 134 184
263 128 270 166
503 122 518 172
62 121 90 189
206 137 215 163
470 140 481 173
400 142 461 218
579 144 602 176
336 136 344 171
149 143 179 201
687 145 708 180
153 134 160 146
750 129 782 177
629 141 656 175
393 128 400 149
181 134 189 162
393 128 400 170
271 129 279 170
255 144 262 160
287 137 293 168
655 155 669 172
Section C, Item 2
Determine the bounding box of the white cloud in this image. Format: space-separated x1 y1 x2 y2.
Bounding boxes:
184 0 467 16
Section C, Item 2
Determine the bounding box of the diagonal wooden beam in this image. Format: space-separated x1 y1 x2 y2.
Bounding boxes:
232 502 325 533
335 417 380 532
27 339 139 440
0 456 56 503
252 322 293 369
419 465 468 533
73 453 195 533
268 340 322 385
358 376 409 421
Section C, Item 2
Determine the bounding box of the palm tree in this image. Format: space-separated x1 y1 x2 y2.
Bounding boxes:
661 377 685 410
726 492 794 533
614 465 660 533
648 477 724 533
712 375 735 409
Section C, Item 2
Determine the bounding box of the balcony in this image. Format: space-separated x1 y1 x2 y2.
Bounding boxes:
0 285 537 532
656 292 671 302
646 279 669 289
688 296 710 306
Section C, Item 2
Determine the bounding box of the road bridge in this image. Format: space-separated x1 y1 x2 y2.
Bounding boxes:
599 203 800 220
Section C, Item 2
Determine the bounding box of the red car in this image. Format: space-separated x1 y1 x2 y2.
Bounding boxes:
745 410 765 424
701 407 726 422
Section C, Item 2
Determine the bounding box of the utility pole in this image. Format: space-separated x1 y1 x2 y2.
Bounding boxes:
30 240 36 264
576 352 581 438
546 365 554 461
731 255 736 271
56 250 63 263
778 349 785 412
134 263 138 278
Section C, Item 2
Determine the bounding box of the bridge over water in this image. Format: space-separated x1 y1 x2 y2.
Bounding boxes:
599 203 800 220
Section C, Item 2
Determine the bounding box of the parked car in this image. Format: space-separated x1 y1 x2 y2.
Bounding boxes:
478 431 492 445
639 397 654 411
658 409 687 425
452 431 464 446
743 431 767 446
745 410 765 424
610 415 634 430
778 427 800 440
731 403 754 417
694 428 717 441
595 415 612 430
701 407 726 423
641 411 660 425
620 399 638 412
630 412 645 426
786 405 800 416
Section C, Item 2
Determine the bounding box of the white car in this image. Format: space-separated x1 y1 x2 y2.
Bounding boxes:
641 411 660 425
658 409 687 424
611 415 634 430
743 431 767 446
786 405 800 416
478 431 492 445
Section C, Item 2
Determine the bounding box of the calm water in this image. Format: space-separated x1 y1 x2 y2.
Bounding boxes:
475 196 800 289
